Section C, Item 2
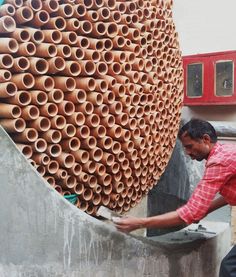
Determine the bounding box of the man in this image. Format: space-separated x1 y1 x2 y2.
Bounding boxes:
113 119 236 277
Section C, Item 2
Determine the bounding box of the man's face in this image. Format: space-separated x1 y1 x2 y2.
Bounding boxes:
180 133 211 161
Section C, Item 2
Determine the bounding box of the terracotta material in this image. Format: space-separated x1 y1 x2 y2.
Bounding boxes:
0 4 16 17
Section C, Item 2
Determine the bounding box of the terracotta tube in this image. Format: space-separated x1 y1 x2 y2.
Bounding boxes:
92 193 101 206
41 129 61 144
16 143 32 158
54 185 62 193
63 61 81 77
76 125 90 139
107 62 121 76
0 82 17 98
77 60 96 76
119 95 131 107
97 7 110 20
61 124 76 139
33 76 54 92
76 36 90 49
96 136 112 150
110 50 125 64
102 38 113 51
66 18 80 31
123 118 137 130
73 3 86 17
57 101 75 116
101 194 110 206
27 57 48 75
108 101 123 115
73 184 84 198
98 174 112 187
88 147 103 162
56 152 75 169
0 103 21 119
77 20 92 35
11 28 30 43
94 163 106 177
82 10 99 22
90 125 106 139
47 89 63 104
0 4 15 17
43 16 66 31
54 76 75 92
102 90 115 105
116 150 125 162
88 37 104 51
112 84 125 98
41 29 62 44
95 62 108 76
86 91 103 106
66 112 85 127
99 114 115 127
15 6 33 24
71 48 84 60
50 115 66 130
115 113 129 126
31 153 50 165
75 77 95 91
24 0 42 11
104 22 118 38
47 57 65 74
61 137 80 152
93 104 109 118
117 24 129 37
0 38 18 54
46 144 62 158
80 136 97 149
82 188 93 201
116 129 131 142
90 22 106 37
100 151 115 167
42 0 59 13
29 10 50 27
21 105 39 120
17 42 36 56
61 31 77 45
56 44 71 58
5 90 30 107
31 138 47 153
11 56 30 73
35 164 46 176
102 184 113 196
46 160 59 174
35 43 57 58
12 73 35 90
56 3 73 18
45 176 55 186
27 116 51 132
71 149 89 163
82 160 96 174
100 51 114 65
85 114 100 128
0 54 13 69
67 163 82 177
5 0 23 8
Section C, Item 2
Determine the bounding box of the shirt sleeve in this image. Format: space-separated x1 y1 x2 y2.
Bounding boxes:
176 162 230 224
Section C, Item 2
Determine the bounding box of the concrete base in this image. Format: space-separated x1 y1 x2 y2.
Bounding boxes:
0 127 231 277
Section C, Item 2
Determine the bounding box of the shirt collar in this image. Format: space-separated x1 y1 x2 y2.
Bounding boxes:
207 142 220 161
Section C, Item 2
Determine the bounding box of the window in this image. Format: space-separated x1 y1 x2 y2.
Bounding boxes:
183 51 236 105
187 63 203 97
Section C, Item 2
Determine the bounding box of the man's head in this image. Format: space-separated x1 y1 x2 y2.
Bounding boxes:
178 119 217 161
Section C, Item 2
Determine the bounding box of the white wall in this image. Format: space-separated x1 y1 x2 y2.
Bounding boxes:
173 0 236 56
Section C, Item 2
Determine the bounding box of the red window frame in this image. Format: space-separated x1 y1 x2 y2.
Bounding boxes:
183 51 236 105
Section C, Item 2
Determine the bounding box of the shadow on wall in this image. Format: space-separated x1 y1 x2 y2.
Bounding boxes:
147 139 205 236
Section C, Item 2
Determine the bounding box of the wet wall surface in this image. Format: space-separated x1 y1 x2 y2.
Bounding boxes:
0 127 231 277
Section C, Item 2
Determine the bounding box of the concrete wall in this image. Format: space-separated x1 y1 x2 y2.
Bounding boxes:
0 127 231 277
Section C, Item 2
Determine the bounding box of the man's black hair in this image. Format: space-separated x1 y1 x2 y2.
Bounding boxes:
178 118 217 143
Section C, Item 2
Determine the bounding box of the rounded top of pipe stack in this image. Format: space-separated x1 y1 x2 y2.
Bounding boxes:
0 0 183 217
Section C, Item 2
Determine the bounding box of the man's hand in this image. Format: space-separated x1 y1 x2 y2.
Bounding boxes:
112 216 145 233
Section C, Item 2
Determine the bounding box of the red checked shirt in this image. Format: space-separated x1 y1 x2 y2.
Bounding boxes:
177 143 236 224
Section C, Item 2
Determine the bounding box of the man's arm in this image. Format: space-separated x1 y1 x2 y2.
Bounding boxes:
207 196 228 214
113 211 185 233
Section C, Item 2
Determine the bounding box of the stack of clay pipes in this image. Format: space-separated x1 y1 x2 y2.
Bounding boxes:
0 0 183 215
